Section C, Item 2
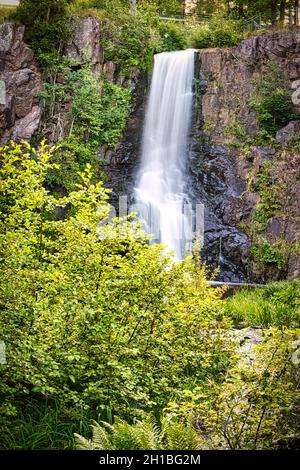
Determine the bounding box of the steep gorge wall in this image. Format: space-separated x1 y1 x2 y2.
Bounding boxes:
195 30 300 281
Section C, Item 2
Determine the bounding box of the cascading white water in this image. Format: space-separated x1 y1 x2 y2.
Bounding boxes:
134 49 196 259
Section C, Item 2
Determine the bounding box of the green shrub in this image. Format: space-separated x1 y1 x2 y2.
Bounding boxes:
224 280 300 328
251 240 288 272
251 161 285 232
0 400 91 450
0 6 15 23
158 21 187 51
188 17 242 49
250 61 300 136
167 329 300 449
13 0 72 56
39 63 131 192
101 7 159 71
100 5 187 72
0 142 231 438
290 136 300 152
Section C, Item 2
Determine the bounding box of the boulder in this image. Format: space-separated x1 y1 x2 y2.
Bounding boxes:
64 16 103 65
11 106 41 141
276 121 300 146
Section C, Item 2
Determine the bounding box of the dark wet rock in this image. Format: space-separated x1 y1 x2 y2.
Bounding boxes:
276 120 300 146
197 30 300 281
266 217 284 239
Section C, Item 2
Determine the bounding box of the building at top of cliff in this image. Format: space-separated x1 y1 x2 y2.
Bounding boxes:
184 0 197 15
0 1 19 5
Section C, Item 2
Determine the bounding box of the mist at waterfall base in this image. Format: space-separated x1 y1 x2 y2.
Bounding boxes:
134 49 196 260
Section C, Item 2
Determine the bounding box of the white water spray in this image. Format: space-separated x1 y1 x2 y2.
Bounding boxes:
134 49 196 259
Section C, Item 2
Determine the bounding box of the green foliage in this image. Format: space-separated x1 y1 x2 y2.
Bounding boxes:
101 8 162 71
1 400 91 450
0 142 230 440
226 0 297 25
224 120 277 151
75 415 200 450
290 135 300 152
151 0 185 16
39 63 131 192
95 3 188 72
167 329 300 449
225 280 300 328
251 240 288 271
188 16 242 49
250 61 300 136
0 6 15 23
251 160 284 232
13 0 72 57
158 21 187 51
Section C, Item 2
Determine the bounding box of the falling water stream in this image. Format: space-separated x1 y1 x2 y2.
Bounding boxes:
134 49 196 259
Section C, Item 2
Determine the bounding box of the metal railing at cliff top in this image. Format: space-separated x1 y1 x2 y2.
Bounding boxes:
158 11 267 32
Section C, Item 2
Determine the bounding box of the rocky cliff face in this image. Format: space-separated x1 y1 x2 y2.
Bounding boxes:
0 18 144 146
190 30 300 281
200 30 300 142
0 22 42 146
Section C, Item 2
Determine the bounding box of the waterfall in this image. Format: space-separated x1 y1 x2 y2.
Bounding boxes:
134 49 196 259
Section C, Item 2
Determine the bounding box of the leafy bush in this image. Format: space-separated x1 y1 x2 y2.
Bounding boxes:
250 61 300 136
158 21 187 51
224 280 300 328
13 0 72 56
0 6 15 23
101 7 160 71
167 329 300 449
224 120 277 151
100 4 188 72
39 63 131 192
188 17 242 49
1 400 90 450
251 239 289 272
0 142 231 442
251 160 285 232
290 135 300 152
75 415 200 450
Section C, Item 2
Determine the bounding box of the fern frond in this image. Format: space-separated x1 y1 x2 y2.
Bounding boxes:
91 420 114 450
74 433 96 450
75 415 201 451
165 421 201 450
133 416 162 450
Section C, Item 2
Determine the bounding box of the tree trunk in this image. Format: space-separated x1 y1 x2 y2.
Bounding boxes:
271 0 278 25
279 0 286 23
130 0 137 15
289 5 294 25
197 0 204 17
294 0 299 25
237 0 244 18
